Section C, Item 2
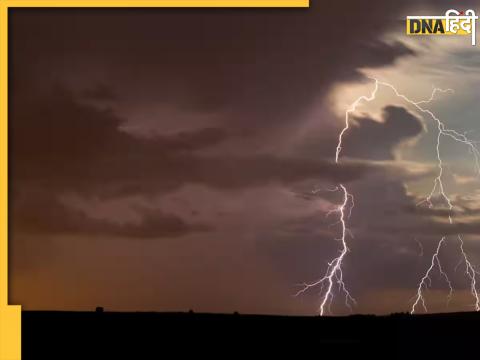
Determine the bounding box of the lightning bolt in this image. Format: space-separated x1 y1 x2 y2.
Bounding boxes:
411 237 453 313
295 184 356 315
335 80 379 163
370 80 479 313
296 81 379 315
413 87 454 106
297 78 480 315
457 235 480 311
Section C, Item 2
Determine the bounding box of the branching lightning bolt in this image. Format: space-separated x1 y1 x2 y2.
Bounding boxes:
297 77 480 315
295 184 356 315
411 237 453 313
457 235 480 311
295 81 378 315
413 87 454 106
335 80 379 163
368 80 479 314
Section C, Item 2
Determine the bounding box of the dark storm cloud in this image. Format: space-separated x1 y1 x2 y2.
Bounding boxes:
10 3 415 141
10 84 380 239
10 86 227 189
11 191 209 239
10 3 419 201
342 106 423 160
81 84 116 101
14 3 461 315
11 85 376 196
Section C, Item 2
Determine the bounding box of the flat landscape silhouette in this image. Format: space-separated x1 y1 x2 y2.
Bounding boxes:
22 310 480 359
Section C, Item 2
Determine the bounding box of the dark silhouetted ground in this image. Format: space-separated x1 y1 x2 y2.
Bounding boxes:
22 310 480 359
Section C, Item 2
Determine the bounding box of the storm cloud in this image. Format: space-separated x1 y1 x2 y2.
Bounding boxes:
9 2 480 315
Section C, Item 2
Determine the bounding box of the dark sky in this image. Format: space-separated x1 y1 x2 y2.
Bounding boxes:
9 1 480 315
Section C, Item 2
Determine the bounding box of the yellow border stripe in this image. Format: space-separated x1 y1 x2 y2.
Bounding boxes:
0 1 309 359
0 0 7 311
4 0 309 7
1 2 22 360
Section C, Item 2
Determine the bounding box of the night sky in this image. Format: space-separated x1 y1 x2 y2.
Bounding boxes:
9 1 480 315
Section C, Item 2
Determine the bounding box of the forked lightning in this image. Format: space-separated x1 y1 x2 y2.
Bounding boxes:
297 78 480 315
